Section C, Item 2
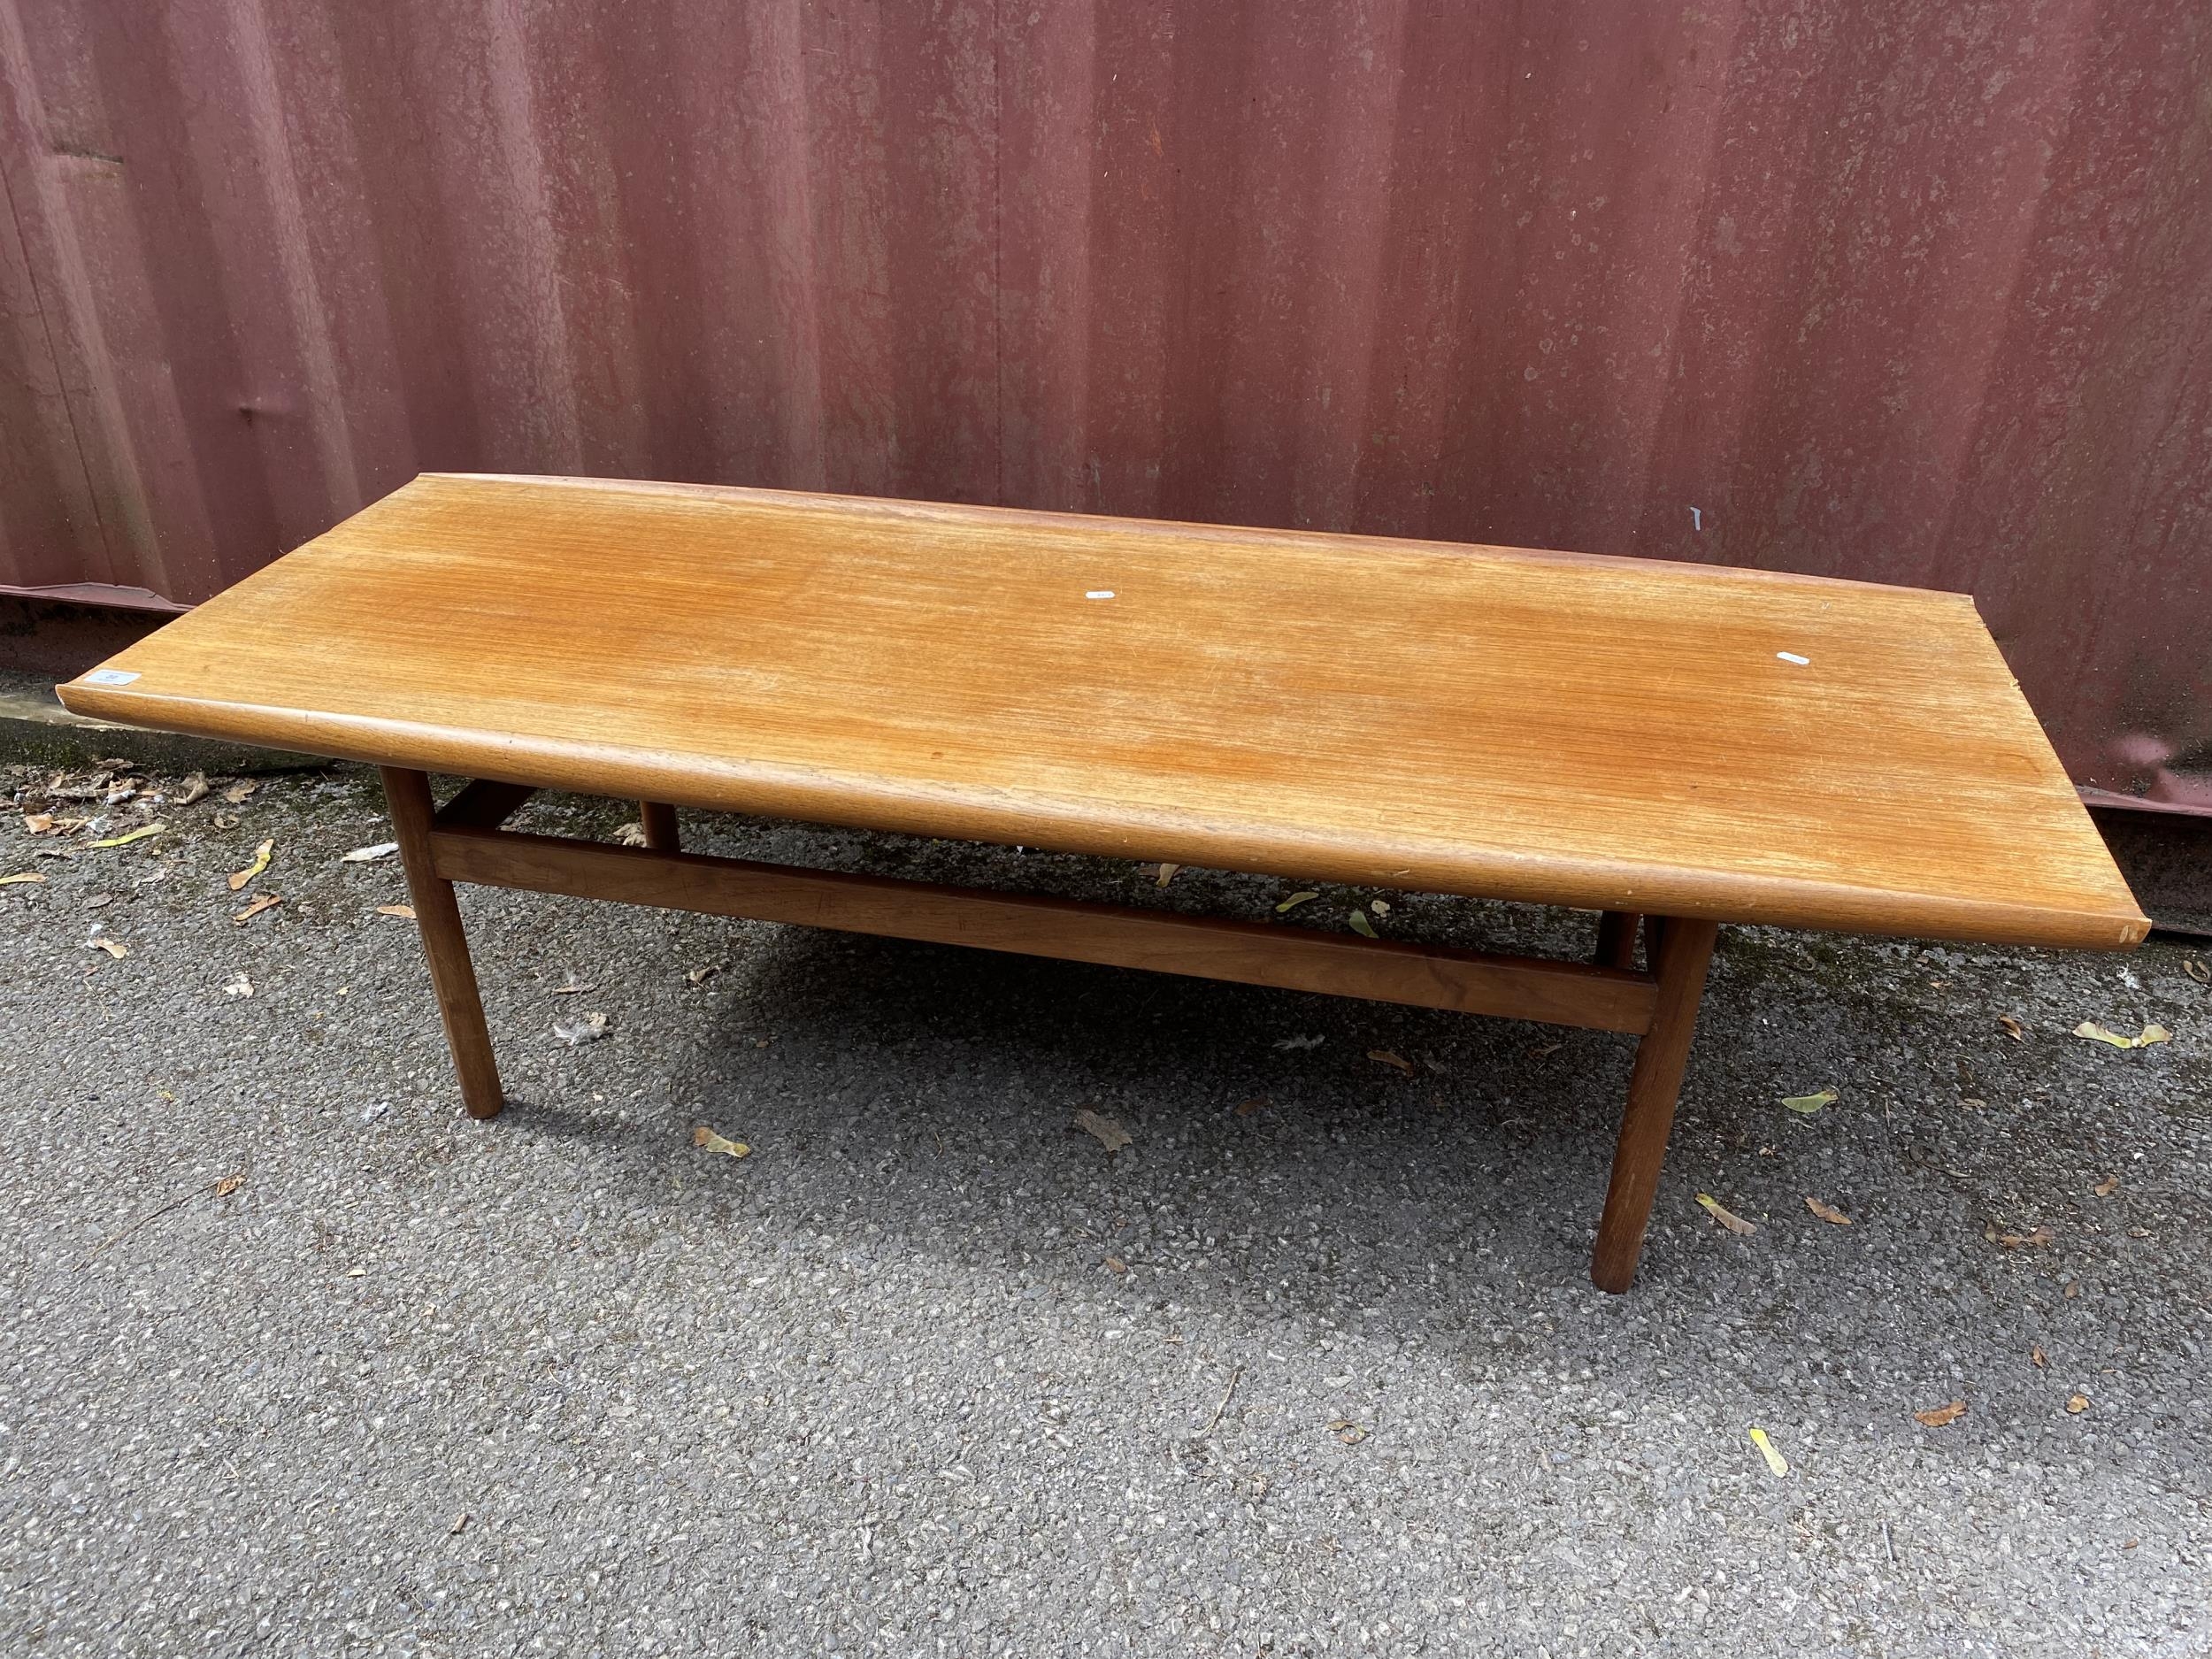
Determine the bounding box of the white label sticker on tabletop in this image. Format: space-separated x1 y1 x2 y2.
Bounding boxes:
82 669 141 686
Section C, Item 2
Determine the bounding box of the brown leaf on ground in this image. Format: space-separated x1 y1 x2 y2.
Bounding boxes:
1366 1048 1414 1074
1999 1016 2025 1041
2067 1394 2090 1415
1527 1041 1563 1058
1696 1193 1755 1235
1154 863 1180 887
1914 1400 1968 1428
374 903 416 919
227 838 273 891
685 964 720 986
1103 1255 1128 1274
2063 1279 2081 1299
1071 1108 1132 1153
214 1174 243 1198
221 780 258 805
211 811 240 830
176 772 209 806
2093 1175 2119 1197
616 822 649 847
1997 1225 2055 1248
231 894 281 925
2185 958 2208 985
692 1125 750 1159
1234 1096 1269 1118
23 813 55 835
88 938 127 958
1805 1197 1852 1226
2031 1346 2047 1368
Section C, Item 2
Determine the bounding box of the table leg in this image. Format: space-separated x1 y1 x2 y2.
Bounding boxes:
1594 910 1643 970
380 766 505 1119
1590 916 1719 1292
640 802 680 853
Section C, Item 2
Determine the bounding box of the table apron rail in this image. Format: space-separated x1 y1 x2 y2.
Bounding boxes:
427 821 1661 1034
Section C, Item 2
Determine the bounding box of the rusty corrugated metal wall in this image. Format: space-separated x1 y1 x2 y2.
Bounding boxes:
2 1 2208 809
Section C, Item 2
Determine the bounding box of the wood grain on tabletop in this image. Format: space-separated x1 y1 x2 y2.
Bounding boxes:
58 472 2147 949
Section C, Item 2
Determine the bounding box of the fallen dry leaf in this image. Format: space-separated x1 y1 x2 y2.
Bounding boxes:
88 822 165 849
1104 1255 1128 1274
616 821 649 847
0 872 46 887
2063 1279 2081 1299
1370 898 1392 915
1526 1041 1563 1058
1367 1048 1413 1075
1915 1399 1968 1428
553 1011 610 1046
449 1512 470 1537
1275 891 1320 914
227 838 273 892
1805 1197 1852 1226
2093 1175 2119 1197
22 813 54 835
2072 1020 2171 1049
1234 1096 1269 1117
1154 863 1180 887
1273 1033 1325 1051
2067 1394 2090 1415
1347 909 1379 939
1996 1225 2055 1248
1780 1088 1837 1115
1747 1426 1788 1477
692 1125 750 1159
1071 1107 1132 1153
685 964 720 986
176 772 209 806
211 811 240 830
1697 1193 1756 1235
2032 1346 2047 1369
214 1174 243 1198
220 780 257 805
1326 1419 1370 1446
340 841 398 864
2185 958 2208 985
231 894 281 925
374 903 416 919
222 972 254 997
88 937 128 959
1999 1016 2025 1041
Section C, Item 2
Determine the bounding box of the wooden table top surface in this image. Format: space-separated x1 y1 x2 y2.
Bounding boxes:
60 472 2145 949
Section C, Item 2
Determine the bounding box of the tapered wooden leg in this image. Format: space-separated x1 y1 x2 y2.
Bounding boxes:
1591 916 1719 1292
1594 910 1642 970
640 801 680 853
380 767 505 1119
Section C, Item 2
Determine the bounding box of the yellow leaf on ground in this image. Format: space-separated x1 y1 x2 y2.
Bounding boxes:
228 839 273 892
1275 891 1320 913
1999 1016 2025 1040
1805 1197 1852 1226
1915 1399 1967 1428
232 894 281 924
1748 1427 1788 1476
1154 863 1180 887
214 1174 243 1198
1367 1048 1414 1074
691 1125 750 1158
88 822 165 849
1780 1088 1837 1114
1697 1194 1755 1234
2072 1020 2170 1049
1071 1108 1132 1153
374 903 416 919
0 872 45 887
88 938 128 958
2067 1394 2090 1415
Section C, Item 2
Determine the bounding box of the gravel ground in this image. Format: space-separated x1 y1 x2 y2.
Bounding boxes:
1 762 2207 1657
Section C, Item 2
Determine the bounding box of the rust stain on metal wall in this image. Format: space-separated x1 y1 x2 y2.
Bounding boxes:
0 0 2206 808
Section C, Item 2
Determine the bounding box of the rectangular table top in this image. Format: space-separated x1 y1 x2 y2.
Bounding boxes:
59 472 2145 949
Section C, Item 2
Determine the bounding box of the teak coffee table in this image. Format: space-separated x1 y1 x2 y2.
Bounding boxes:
60 473 2147 1290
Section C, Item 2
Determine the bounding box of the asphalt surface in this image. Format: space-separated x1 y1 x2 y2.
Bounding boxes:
2 762 2207 1657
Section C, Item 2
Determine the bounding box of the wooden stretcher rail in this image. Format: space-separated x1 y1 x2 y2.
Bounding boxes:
428 822 1662 1034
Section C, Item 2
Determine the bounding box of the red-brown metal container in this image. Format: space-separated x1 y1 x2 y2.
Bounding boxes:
2 2 2206 810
